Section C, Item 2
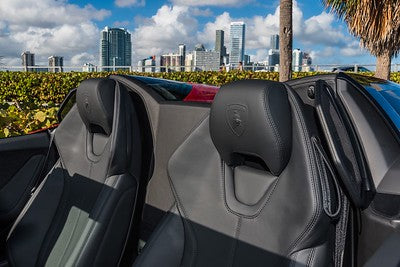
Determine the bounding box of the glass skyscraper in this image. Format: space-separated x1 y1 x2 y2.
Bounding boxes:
229 22 246 68
270 34 279 50
100 27 132 70
215 30 226 64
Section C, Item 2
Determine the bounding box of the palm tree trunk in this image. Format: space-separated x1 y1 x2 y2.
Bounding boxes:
279 0 293 82
375 51 391 80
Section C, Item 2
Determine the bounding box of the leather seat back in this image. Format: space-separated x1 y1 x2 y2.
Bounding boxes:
135 80 339 266
7 78 141 267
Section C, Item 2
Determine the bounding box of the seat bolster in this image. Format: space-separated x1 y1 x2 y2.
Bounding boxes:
134 208 184 267
289 240 331 267
72 173 139 267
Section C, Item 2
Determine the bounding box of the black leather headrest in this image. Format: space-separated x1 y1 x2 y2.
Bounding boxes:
76 78 116 136
210 80 292 176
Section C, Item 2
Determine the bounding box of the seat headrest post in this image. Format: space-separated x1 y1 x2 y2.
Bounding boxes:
210 80 292 176
76 78 116 136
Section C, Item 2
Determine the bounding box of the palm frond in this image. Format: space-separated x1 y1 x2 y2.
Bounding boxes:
323 0 400 57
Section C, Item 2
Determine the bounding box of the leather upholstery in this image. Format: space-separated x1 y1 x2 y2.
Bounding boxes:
210 80 292 175
134 80 338 267
6 78 142 267
76 78 116 136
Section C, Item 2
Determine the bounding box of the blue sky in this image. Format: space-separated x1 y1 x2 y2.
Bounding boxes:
0 0 398 67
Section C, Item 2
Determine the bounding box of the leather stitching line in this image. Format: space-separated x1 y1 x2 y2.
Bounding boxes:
263 87 284 173
166 167 198 267
220 159 281 219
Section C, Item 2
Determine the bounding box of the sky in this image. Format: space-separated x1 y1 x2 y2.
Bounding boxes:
0 0 398 67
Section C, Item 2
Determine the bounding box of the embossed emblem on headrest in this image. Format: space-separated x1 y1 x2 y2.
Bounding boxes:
226 104 248 136
83 93 90 114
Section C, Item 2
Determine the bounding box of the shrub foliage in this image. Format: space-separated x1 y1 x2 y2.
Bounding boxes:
1 71 399 137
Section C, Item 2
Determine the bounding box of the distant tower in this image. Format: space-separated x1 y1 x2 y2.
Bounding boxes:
195 43 206 51
100 27 132 71
268 34 280 71
270 34 279 50
292 48 303 72
178 44 186 70
229 22 246 68
48 56 64 73
21 51 35 72
215 30 227 64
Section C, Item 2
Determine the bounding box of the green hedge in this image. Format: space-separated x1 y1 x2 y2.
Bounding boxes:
0 71 399 137
0 71 323 106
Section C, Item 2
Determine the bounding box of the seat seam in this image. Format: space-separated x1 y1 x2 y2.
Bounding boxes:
228 216 241 267
220 159 281 219
74 176 120 265
262 87 284 173
133 211 174 266
166 168 198 267
307 248 316 267
93 187 136 265
35 160 70 266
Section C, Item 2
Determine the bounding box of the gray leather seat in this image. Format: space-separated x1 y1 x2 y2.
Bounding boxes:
134 80 340 266
6 78 142 266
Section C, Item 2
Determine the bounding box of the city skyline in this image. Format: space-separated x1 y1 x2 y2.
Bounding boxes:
1 0 399 67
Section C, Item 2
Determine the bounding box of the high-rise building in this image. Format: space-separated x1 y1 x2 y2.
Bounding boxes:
244 54 251 66
161 53 182 72
100 27 132 71
301 52 313 71
229 22 246 68
302 52 312 66
215 30 227 65
160 44 188 72
268 49 280 71
178 44 186 70
195 43 206 51
185 53 194 72
292 48 303 72
270 34 279 50
193 50 220 71
21 51 35 72
82 63 95 72
48 56 63 73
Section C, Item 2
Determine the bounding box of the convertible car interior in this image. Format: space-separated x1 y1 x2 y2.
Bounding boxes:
0 73 399 266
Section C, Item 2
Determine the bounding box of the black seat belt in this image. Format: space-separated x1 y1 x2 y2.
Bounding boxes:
312 136 350 267
335 196 350 267
30 129 56 195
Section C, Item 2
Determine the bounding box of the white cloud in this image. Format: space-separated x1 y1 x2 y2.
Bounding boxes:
341 41 366 57
0 0 110 65
71 52 96 65
301 12 346 46
113 20 131 27
115 0 145 8
197 1 303 53
0 0 370 67
197 12 232 48
0 0 110 28
170 0 252 7
132 5 198 60
191 7 213 17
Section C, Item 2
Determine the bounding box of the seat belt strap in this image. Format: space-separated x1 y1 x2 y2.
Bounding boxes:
335 195 350 267
312 137 351 267
30 129 56 195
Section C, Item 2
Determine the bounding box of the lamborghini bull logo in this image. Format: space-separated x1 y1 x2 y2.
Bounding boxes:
226 104 248 136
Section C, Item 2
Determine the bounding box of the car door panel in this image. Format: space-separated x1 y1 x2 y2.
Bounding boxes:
0 132 49 232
